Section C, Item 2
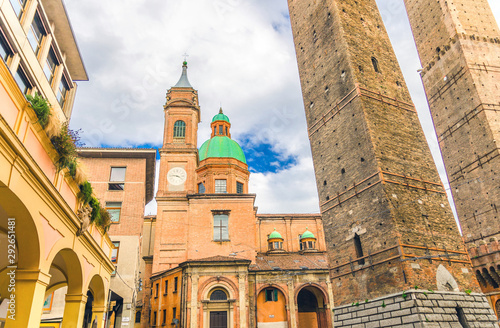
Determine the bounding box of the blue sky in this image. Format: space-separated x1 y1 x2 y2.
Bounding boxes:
65 0 500 216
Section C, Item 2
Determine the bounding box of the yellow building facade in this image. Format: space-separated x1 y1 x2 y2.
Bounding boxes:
0 0 114 327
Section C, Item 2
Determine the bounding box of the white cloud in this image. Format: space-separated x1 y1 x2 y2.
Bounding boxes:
65 0 499 216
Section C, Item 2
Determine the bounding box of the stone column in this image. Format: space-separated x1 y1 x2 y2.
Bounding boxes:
190 274 199 328
287 279 297 328
61 293 88 328
5 269 50 328
91 305 107 328
238 272 247 328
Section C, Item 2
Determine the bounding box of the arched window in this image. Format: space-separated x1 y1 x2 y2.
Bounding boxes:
210 289 228 301
173 120 186 138
371 57 380 73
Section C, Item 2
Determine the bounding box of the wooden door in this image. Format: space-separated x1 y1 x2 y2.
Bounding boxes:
210 311 228 328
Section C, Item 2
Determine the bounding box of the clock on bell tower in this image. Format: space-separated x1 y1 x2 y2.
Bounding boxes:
157 61 200 196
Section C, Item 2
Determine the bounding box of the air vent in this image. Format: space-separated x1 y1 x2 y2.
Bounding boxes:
300 266 309 270
272 267 281 271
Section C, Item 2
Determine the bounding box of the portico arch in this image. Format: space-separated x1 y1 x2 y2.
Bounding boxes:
256 285 288 328
295 285 329 328
0 184 45 327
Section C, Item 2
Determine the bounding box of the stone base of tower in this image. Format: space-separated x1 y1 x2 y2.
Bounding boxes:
333 290 497 327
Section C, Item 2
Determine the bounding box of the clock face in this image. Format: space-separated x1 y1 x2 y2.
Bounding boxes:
167 167 187 185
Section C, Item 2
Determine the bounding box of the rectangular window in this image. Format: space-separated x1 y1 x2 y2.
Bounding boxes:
109 167 126 190
0 29 13 62
265 289 278 302
164 280 168 295
174 277 178 292
27 11 46 54
42 292 54 313
236 182 243 194
56 77 70 108
213 214 229 241
218 125 223 135
155 283 159 298
14 65 30 95
111 241 119 275
162 309 166 324
9 0 27 19
173 307 177 320
43 47 58 84
198 182 205 194
106 202 122 223
214 179 226 193
152 311 157 326
111 242 120 264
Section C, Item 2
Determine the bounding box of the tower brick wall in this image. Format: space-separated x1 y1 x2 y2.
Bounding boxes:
403 0 500 245
287 0 481 308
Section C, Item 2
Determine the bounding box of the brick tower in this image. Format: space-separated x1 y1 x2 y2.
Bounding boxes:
402 0 500 316
288 0 497 326
154 61 200 273
402 0 500 248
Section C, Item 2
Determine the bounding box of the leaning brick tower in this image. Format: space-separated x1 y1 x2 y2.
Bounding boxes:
288 0 497 326
402 0 500 249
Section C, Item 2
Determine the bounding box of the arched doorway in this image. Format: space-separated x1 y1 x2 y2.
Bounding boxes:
297 286 327 328
256 287 287 327
202 287 233 328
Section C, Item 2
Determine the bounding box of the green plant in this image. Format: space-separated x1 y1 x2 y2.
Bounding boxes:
381 301 386 308
67 158 78 179
365 299 369 303
355 302 359 306
428 289 434 293
89 197 101 223
465 289 472 295
50 123 82 172
425 317 429 322
414 285 419 290
78 181 93 204
27 93 51 128
402 292 407 299
96 207 111 232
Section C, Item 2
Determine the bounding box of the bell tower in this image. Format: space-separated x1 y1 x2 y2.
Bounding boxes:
153 62 200 273
157 61 200 197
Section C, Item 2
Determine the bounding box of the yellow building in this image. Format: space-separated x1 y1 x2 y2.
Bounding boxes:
0 0 114 327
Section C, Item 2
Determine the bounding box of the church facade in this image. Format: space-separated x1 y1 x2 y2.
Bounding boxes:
144 63 333 328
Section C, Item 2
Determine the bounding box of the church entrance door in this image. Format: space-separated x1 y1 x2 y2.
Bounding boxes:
210 311 228 328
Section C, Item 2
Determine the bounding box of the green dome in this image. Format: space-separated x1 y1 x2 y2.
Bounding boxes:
199 136 246 163
268 228 283 240
301 228 316 240
212 112 230 123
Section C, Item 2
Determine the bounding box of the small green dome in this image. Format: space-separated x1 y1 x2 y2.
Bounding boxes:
301 228 316 240
199 136 246 163
212 108 230 123
268 228 283 240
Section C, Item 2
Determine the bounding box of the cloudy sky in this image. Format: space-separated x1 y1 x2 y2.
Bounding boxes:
65 0 500 216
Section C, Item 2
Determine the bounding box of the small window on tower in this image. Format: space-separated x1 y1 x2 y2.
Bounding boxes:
371 57 380 73
219 125 223 135
173 120 186 138
215 179 227 193
236 182 243 194
354 233 365 265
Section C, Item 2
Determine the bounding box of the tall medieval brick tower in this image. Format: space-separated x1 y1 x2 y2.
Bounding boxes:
402 0 500 247
288 0 497 326
403 0 500 315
